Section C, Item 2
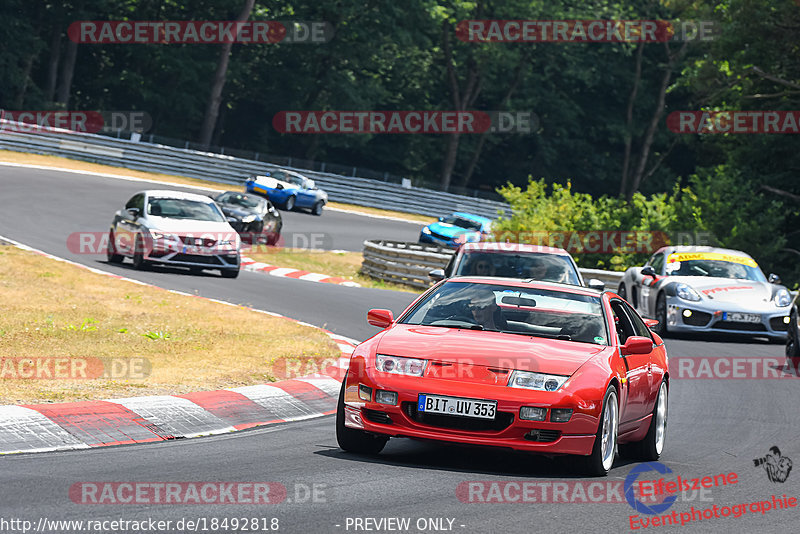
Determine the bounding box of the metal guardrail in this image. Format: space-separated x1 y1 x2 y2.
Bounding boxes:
361 240 625 290
361 240 454 289
0 122 510 219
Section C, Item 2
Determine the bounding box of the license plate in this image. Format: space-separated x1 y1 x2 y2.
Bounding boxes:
417 394 496 419
722 312 761 323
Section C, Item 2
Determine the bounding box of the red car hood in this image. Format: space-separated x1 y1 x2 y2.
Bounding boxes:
375 325 607 376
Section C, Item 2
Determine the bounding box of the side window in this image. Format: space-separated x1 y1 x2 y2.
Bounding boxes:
125 194 144 211
610 300 636 344
649 253 665 275
621 300 653 340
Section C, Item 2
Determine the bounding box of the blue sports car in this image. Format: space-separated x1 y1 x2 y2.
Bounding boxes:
245 169 328 215
418 212 493 248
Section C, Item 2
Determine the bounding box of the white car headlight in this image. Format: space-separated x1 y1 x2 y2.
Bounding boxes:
376 355 427 376
774 288 792 307
675 283 701 302
241 214 257 223
509 370 569 391
150 232 178 241
421 227 431 235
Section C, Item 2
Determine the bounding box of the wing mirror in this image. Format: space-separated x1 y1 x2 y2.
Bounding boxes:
367 309 394 328
428 269 445 282
643 318 659 330
621 336 654 355
641 265 656 277
587 279 605 291
769 273 781 284
126 207 141 218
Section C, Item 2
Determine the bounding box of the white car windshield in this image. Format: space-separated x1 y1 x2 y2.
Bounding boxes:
147 198 226 222
401 281 608 344
666 259 766 282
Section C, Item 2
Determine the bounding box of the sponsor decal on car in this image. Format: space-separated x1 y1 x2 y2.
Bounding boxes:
666 252 758 268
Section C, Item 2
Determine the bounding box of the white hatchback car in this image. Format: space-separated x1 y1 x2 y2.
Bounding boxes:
107 190 241 278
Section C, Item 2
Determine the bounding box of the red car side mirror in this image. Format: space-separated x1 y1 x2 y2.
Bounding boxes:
643 318 659 330
367 309 394 328
621 336 654 355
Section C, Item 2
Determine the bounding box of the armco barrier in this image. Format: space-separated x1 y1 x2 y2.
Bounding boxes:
0 120 509 219
361 240 455 289
360 240 625 290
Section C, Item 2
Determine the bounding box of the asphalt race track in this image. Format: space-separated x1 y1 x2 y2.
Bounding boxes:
1 166 798 533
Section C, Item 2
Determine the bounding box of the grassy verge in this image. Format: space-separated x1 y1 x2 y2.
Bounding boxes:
0 244 340 404
245 247 422 293
0 150 435 223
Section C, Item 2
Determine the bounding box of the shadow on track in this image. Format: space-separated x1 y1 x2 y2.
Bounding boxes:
315 438 640 479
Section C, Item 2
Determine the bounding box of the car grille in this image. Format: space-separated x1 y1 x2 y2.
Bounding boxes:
403 402 514 432
430 231 452 242
769 317 790 332
712 321 766 332
682 310 712 327
171 254 223 265
523 429 561 443
180 236 217 247
364 409 393 425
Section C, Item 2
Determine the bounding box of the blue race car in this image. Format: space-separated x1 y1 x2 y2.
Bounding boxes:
245 169 328 216
418 212 493 248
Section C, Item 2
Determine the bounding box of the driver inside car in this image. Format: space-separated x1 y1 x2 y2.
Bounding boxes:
468 293 507 331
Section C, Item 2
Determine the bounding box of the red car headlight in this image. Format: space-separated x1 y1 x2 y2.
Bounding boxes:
509 370 569 391
376 355 427 376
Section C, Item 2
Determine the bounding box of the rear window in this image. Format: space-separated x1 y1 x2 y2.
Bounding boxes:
455 251 581 285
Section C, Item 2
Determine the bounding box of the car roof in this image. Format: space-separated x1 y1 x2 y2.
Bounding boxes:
460 242 570 255
654 245 756 260
141 190 215 202
445 276 602 297
449 212 493 224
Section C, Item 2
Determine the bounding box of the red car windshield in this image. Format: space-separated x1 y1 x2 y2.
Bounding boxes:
400 281 608 345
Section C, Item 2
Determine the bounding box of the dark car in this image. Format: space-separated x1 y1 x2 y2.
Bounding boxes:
213 191 282 245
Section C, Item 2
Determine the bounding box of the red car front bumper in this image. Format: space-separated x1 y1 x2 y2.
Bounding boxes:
342 368 602 456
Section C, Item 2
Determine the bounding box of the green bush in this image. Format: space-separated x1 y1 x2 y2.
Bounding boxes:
493 175 787 281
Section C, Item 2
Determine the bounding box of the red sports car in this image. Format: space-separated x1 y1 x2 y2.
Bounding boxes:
336 277 669 476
